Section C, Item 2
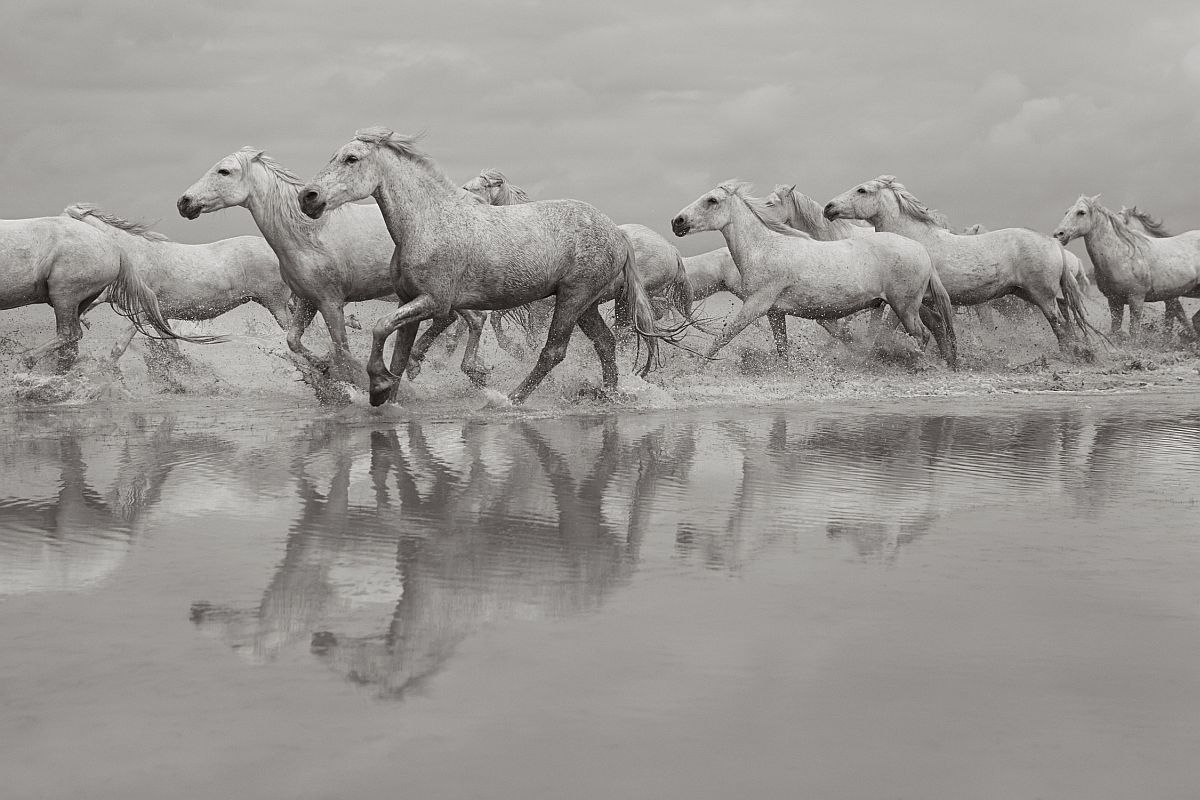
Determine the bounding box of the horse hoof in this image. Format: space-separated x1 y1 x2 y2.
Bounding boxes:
405 363 423 381
368 380 396 407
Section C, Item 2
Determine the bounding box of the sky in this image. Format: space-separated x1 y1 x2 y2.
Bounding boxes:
3 0 1200 256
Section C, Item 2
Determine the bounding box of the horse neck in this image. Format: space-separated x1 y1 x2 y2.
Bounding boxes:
720 198 778 265
371 155 461 251
788 193 846 240
869 203 936 242
244 167 324 253
1082 212 1135 272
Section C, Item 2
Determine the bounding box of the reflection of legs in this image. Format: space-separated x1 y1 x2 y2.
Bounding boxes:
575 302 618 392
704 291 779 361
767 311 790 365
509 297 585 405
366 295 438 407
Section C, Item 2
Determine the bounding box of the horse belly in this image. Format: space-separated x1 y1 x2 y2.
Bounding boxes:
775 283 878 319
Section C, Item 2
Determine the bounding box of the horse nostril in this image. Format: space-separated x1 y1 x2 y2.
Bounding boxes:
302 190 319 204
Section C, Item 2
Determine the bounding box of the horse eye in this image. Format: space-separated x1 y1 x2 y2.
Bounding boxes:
217 168 230 176
345 155 359 164
856 187 867 194
1076 210 1085 216
706 197 718 205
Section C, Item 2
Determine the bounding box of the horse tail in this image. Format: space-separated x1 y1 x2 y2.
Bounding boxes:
107 250 225 345
618 231 690 377
926 267 958 369
1058 250 1104 343
665 249 694 319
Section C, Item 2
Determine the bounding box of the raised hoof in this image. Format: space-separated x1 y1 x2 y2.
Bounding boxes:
405 361 423 381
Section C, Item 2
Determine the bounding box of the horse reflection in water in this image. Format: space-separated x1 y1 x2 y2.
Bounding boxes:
0 417 183 595
190 416 696 697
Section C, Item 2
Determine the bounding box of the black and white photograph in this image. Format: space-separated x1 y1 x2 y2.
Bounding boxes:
2 1 1200 797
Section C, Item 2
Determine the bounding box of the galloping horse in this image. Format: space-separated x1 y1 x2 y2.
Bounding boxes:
297 127 672 407
1 214 214 371
460 168 694 320
1118 206 1195 335
671 181 956 367
825 175 1091 351
177 147 489 387
64 204 291 360
1053 196 1200 338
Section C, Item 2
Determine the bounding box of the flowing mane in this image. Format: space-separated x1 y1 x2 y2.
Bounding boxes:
1120 205 1173 238
1083 196 1147 252
63 203 170 241
353 126 474 201
466 169 531 206
234 146 330 244
719 180 811 238
773 184 867 239
865 175 952 228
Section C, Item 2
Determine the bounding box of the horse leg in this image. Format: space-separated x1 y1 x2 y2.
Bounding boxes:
489 311 526 359
1164 298 1192 337
108 323 139 363
1106 296 1125 338
366 295 439 407
767 310 790 364
317 302 365 386
406 313 458 379
1030 292 1072 351
574 302 618 394
1127 295 1146 342
509 296 588 405
260 295 293 330
22 303 84 371
894 304 929 350
917 305 954 364
457 311 490 388
286 297 322 364
1192 307 1200 339
703 291 780 361
866 304 887 343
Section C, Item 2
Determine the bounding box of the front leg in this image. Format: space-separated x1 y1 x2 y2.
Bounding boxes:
766 310 789 364
1106 295 1125 337
317 302 365 386
1127 294 1146 342
704 290 782 362
286 297 322 364
405 313 458 380
366 295 439 406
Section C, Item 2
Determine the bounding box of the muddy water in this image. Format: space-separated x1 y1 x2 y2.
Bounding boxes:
1 393 1198 799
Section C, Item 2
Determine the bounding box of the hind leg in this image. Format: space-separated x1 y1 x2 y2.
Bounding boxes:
918 305 957 368
406 313 459 380
1127 295 1146 342
1164 298 1192 337
286 297 322 363
23 303 84 371
767 310 790 364
457 311 490 387
489 311 526 359
575 302 618 393
509 295 588 405
1106 296 1125 337
108 323 139 362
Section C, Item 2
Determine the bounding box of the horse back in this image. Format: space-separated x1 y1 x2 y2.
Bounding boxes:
0 217 118 308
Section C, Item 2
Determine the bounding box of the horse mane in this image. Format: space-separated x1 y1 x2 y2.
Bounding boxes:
472 169 531 206
1120 205 1173 238
63 203 170 241
354 127 474 200
1084 196 1147 252
867 175 951 229
719 181 811 238
233 146 329 244
963 223 988 235
773 184 864 239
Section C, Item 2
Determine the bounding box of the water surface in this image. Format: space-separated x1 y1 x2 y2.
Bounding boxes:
1 394 1199 799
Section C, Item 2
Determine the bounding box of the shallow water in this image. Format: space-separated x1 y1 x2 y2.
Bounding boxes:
1 393 1199 799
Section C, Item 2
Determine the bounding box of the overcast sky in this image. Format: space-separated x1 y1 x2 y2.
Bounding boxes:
3 0 1200 255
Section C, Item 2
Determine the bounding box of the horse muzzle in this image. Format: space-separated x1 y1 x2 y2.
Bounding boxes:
1052 230 1070 245
671 216 690 237
176 195 202 220
822 202 841 221
298 187 327 220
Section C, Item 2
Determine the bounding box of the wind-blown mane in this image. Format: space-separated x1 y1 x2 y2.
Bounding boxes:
63 203 170 241
865 175 952 228
354 126 475 201
1083 196 1147 252
773 184 866 239
467 169 530 205
1120 205 1173 238
719 181 811 238
233 146 331 244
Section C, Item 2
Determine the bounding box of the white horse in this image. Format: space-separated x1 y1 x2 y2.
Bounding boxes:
965 221 1091 288
1 215 214 371
64 204 292 360
825 175 1091 350
1054 196 1200 338
1118 206 1195 334
460 168 694 320
671 180 957 367
297 127 673 407
177 147 489 387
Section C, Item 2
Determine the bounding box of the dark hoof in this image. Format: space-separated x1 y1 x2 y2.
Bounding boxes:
369 378 396 407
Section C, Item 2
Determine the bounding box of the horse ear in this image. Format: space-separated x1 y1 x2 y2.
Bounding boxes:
787 184 797 195
1089 193 1102 203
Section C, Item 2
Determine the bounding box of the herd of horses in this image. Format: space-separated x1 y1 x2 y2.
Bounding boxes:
5 126 1200 406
